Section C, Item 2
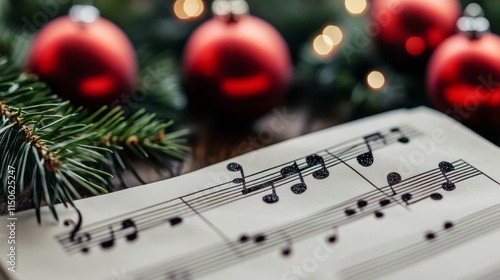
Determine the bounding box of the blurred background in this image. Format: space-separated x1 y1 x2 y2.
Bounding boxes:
2 0 500 172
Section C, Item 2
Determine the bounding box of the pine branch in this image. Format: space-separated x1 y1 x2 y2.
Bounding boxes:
0 57 188 223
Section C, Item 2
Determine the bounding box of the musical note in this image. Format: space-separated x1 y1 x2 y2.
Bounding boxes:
280 232 293 257
386 172 401 195
374 211 384 218
227 162 246 190
239 235 250 243
424 232 436 240
326 227 338 244
439 161 456 191
357 199 368 209
443 221 454 230
379 198 391 207
357 133 386 167
401 193 413 204
121 219 138 241
391 127 410 143
169 217 183 226
430 193 443 200
254 234 266 243
262 182 279 203
345 208 356 216
63 209 91 254
306 154 330 179
100 226 115 249
281 162 307 194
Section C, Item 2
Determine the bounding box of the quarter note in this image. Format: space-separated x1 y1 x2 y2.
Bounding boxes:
390 127 410 143
357 133 386 167
100 226 115 249
386 172 402 195
326 227 338 244
121 219 138 241
262 182 279 203
439 161 456 191
281 162 307 194
306 154 330 179
280 231 293 257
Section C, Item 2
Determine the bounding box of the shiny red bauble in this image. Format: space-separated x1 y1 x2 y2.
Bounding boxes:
26 16 137 110
427 33 500 128
183 15 292 120
371 0 461 69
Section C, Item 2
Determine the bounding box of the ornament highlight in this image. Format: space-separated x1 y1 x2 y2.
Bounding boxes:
371 0 461 70
427 4 500 128
26 5 137 110
183 0 292 120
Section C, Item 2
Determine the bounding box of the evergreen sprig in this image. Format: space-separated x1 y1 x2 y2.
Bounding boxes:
0 57 188 223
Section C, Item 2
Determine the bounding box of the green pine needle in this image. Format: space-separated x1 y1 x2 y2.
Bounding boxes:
0 57 188 223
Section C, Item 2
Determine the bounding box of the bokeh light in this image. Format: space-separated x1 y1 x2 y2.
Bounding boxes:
366 70 386 90
345 0 368 15
174 0 204 20
313 34 334 56
323 25 343 46
405 36 426 56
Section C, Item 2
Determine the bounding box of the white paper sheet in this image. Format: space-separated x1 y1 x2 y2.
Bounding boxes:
2 107 500 280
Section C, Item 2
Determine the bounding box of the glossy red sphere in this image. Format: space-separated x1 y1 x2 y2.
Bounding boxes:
26 16 137 110
427 33 500 128
183 15 292 120
371 0 461 69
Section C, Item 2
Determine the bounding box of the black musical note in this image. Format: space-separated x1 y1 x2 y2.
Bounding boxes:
100 226 115 249
386 172 401 195
390 127 410 143
306 154 330 179
439 161 456 191
262 182 279 203
357 133 386 167
425 232 436 240
254 234 266 243
122 219 138 241
239 235 250 243
326 227 338 244
430 193 443 200
357 199 368 209
227 162 246 190
379 198 391 207
443 221 454 230
63 209 91 253
280 232 293 257
281 162 307 194
374 211 384 218
169 217 183 226
401 193 413 204
345 208 356 216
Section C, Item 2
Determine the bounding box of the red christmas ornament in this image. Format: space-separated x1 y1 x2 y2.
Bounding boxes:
183 0 292 120
371 0 461 69
427 4 500 128
26 5 137 110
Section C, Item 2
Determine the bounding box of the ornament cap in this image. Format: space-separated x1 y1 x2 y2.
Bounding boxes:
457 3 489 39
212 0 249 22
69 5 100 25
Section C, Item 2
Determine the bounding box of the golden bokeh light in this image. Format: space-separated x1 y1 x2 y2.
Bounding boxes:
313 34 334 56
345 0 368 15
322 25 343 46
174 0 205 20
366 71 386 90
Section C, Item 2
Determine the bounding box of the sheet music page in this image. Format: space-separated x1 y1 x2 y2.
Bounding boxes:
2 106 500 280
